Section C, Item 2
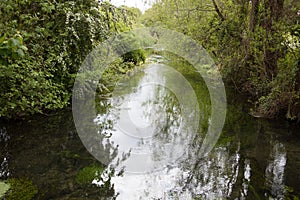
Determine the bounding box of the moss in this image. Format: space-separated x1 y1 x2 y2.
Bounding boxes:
5 178 38 200
0 181 10 198
76 165 105 185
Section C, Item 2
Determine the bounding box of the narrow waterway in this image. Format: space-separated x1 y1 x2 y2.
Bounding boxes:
1 55 300 199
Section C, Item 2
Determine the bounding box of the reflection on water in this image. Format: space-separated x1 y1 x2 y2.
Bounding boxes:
94 63 199 175
177 146 242 199
92 58 300 199
0 56 300 199
241 159 251 199
0 127 10 178
265 141 287 199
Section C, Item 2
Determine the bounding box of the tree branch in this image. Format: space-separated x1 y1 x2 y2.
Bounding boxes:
211 0 225 21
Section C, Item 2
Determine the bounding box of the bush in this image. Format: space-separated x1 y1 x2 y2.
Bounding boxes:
0 0 130 118
122 49 146 65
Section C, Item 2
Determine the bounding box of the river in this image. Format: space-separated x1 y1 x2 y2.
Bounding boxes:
1 54 300 199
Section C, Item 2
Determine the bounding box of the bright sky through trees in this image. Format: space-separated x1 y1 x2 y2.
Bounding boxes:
109 0 152 12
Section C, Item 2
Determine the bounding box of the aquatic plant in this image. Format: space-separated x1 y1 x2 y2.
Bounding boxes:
76 165 105 185
5 178 38 200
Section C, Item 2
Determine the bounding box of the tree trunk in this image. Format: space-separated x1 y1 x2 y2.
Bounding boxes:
262 0 284 79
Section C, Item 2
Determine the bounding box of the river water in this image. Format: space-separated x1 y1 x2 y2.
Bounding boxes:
1 55 300 199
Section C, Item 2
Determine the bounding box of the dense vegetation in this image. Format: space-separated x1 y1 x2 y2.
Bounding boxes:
0 1 300 199
0 0 143 119
1 0 299 122
141 0 300 122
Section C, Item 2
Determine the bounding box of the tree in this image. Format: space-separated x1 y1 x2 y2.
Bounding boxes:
141 0 300 121
0 0 131 118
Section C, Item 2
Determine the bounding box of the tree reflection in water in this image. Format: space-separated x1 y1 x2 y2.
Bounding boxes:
93 60 298 199
265 141 287 199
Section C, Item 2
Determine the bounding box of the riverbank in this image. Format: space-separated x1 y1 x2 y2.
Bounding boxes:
1 58 300 199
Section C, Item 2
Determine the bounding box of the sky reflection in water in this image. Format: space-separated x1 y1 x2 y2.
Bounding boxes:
94 62 290 199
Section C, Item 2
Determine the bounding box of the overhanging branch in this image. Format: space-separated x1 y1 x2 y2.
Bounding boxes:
211 0 225 21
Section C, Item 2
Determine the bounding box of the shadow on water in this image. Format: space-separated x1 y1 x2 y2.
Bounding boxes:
1 54 300 199
0 111 116 199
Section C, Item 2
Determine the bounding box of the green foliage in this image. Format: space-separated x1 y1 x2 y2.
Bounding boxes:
5 178 38 200
0 59 70 118
0 34 27 63
142 0 300 120
255 50 300 119
121 6 142 26
76 165 105 185
285 185 300 200
0 181 10 198
122 49 146 65
84 31 148 98
113 31 147 65
0 0 132 118
0 34 69 117
75 165 116 198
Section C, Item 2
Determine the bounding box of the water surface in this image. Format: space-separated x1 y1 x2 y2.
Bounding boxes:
1 55 300 199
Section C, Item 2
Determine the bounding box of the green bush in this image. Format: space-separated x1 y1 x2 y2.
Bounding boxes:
122 49 146 65
0 0 132 118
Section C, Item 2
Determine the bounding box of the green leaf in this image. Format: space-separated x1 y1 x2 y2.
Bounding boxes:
16 49 25 57
7 38 20 48
0 34 6 44
20 45 28 51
